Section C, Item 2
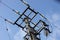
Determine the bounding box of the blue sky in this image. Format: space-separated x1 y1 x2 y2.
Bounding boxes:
0 0 60 40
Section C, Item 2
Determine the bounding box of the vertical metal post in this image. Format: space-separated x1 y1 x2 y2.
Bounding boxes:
24 18 40 40
24 18 31 40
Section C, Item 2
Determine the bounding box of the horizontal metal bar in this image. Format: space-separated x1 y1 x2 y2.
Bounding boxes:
28 7 38 14
30 21 36 25
15 22 24 29
28 11 32 16
23 14 32 20
29 7 47 20
38 12 47 20
14 7 29 24
38 27 44 33
33 20 41 28
31 14 37 20
29 14 37 24
30 22 40 29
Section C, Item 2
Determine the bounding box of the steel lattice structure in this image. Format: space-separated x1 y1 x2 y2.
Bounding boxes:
0 0 52 40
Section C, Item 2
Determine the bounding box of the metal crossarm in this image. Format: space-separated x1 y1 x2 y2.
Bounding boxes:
15 22 24 29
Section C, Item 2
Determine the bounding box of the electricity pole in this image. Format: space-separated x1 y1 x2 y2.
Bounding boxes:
0 0 52 40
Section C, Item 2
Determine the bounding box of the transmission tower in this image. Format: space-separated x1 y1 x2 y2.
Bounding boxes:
0 0 52 40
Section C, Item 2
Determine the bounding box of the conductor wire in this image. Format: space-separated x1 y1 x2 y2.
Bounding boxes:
0 1 13 10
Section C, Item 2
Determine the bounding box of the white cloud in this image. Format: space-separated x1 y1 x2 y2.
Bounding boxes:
52 13 60 22
14 29 26 40
46 25 60 40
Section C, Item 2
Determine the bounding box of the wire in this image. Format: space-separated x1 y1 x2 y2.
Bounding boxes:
0 16 14 25
20 0 30 7
36 9 60 32
46 18 60 30
53 25 60 30
0 1 60 40
0 0 59 31
0 16 6 20
0 0 59 32
0 1 12 10
0 0 20 15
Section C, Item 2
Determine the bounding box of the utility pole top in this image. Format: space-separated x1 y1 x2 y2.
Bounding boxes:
0 0 52 40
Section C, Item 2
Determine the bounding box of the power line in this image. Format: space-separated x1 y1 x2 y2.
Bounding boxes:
46 18 60 31
0 0 60 40
0 0 12 10
0 0 50 21
0 0 20 15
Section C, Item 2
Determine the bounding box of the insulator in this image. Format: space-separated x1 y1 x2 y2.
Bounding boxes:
20 0 30 7
44 28 51 37
5 19 14 25
12 9 20 15
44 29 49 37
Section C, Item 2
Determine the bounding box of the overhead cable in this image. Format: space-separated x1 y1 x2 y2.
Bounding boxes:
0 1 20 15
